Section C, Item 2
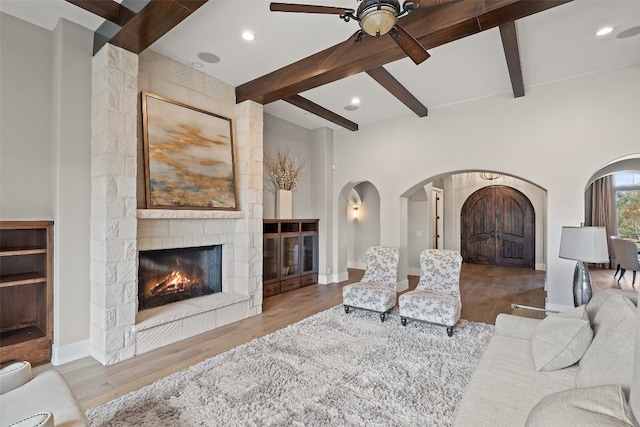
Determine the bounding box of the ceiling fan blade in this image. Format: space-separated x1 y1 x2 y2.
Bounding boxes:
390 25 430 65
270 3 353 15
321 30 362 69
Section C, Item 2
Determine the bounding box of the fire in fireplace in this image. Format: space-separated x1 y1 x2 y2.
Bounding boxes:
138 245 222 310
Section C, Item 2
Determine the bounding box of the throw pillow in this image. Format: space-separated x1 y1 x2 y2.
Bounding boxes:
525 385 636 427
7 412 54 427
0 361 32 395
530 306 593 371
576 294 637 395
587 289 639 333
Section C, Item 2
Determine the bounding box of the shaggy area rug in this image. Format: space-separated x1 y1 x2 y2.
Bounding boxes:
87 306 494 426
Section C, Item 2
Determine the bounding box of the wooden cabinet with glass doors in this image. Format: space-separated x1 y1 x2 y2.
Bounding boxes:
262 219 318 298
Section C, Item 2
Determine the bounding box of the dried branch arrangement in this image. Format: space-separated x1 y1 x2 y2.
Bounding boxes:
264 149 306 191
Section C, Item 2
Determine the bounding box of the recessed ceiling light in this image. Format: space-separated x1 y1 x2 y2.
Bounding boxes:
344 105 359 111
242 31 255 41
188 61 204 68
351 97 361 105
596 26 614 36
197 52 221 63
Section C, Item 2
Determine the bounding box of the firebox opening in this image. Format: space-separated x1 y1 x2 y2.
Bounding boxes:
138 245 222 311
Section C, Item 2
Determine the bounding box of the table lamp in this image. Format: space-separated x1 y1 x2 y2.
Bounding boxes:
559 226 609 306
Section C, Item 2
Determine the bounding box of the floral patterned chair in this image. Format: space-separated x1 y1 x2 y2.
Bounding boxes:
343 246 400 322
399 249 463 336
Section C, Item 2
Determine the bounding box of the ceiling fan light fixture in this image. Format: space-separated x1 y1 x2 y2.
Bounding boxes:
358 0 400 37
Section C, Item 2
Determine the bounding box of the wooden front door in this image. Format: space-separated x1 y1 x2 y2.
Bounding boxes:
461 186 534 268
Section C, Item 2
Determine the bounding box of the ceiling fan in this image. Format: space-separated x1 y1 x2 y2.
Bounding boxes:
270 0 457 66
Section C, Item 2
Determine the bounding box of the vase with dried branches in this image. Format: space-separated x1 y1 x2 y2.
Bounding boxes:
264 149 306 219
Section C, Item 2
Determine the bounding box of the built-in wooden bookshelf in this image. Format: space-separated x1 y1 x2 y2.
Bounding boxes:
263 219 318 298
0 221 53 366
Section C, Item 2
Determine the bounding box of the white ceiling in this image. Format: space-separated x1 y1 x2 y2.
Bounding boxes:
2 0 640 131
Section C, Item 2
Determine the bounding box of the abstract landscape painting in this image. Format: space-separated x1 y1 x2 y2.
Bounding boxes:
142 92 237 210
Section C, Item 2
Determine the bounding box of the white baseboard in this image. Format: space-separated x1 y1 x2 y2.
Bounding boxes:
52 339 91 366
397 279 409 292
535 263 546 271
545 302 572 313
318 271 349 285
347 261 366 270
407 267 420 277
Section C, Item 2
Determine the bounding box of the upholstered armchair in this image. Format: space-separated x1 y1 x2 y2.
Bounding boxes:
343 246 400 322
399 249 463 336
611 237 640 286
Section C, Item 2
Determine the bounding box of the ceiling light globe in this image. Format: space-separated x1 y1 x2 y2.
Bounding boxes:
357 0 399 37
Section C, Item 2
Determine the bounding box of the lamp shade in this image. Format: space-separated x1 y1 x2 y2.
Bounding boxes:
559 226 609 263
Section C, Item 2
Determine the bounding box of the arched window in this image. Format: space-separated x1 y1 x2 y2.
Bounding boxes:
614 172 640 239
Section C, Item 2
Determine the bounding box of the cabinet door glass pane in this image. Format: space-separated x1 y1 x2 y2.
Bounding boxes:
263 238 279 281
282 236 300 276
302 234 317 274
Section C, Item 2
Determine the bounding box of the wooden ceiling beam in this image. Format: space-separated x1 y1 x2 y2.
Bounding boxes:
283 95 359 131
236 0 572 105
64 0 136 27
108 0 208 54
499 21 525 97
366 66 428 117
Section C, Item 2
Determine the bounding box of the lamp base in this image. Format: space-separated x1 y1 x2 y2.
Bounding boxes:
573 260 593 307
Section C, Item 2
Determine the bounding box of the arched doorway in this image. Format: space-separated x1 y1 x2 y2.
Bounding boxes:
461 185 535 268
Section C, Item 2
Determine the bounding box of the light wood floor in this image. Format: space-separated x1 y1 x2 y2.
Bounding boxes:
43 264 634 411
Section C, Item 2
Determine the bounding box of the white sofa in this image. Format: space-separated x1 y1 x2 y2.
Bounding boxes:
0 361 88 426
454 288 639 426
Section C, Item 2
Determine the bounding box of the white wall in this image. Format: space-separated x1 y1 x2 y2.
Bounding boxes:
0 14 93 360
0 13 53 219
332 64 640 311
50 19 93 357
263 114 314 219
348 182 381 268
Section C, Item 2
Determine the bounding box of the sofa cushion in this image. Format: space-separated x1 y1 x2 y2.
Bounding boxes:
531 306 593 371
0 361 32 395
577 294 637 395
453 334 578 426
525 385 636 427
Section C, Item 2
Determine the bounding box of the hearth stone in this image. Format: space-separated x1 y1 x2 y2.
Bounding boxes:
135 292 250 355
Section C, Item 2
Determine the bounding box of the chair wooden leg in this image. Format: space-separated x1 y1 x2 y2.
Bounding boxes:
401 317 407 326
615 264 621 278
446 326 454 337
344 305 350 314
380 312 386 322
633 271 637 288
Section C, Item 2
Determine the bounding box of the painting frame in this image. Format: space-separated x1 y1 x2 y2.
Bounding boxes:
141 91 238 211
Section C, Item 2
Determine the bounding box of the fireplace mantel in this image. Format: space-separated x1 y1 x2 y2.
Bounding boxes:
137 209 245 220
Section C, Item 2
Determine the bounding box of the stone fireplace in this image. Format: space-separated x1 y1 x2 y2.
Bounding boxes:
89 45 263 365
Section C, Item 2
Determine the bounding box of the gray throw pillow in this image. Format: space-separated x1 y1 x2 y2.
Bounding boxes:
525 385 636 427
531 305 593 371
576 295 636 395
